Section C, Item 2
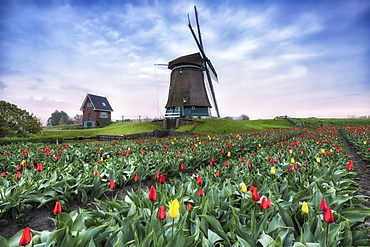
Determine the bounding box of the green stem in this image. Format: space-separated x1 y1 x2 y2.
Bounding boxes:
172 218 175 239
326 222 330 247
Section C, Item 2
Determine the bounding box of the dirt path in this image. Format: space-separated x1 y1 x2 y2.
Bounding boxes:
339 131 370 207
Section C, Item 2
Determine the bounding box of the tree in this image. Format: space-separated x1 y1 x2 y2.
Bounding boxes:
0 101 42 137
47 110 74 126
73 114 83 124
240 114 250 120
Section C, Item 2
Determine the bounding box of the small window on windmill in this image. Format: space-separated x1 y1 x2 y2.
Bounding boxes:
87 103 92 107
180 69 183 74
183 97 187 103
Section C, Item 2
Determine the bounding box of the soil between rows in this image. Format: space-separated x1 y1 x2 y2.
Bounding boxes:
1 133 369 240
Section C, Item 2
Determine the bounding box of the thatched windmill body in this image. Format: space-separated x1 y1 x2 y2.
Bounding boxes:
164 6 220 118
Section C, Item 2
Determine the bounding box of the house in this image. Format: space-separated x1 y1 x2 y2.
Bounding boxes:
80 93 113 128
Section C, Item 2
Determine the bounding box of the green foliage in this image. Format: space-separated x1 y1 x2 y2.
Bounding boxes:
341 126 370 162
1 127 369 246
0 101 42 137
293 118 370 128
0 136 63 145
47 110 74 126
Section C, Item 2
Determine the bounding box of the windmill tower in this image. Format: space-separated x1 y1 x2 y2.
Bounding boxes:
164 6 220 118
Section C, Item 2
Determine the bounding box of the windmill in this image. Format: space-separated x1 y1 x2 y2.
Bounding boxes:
164 6 220 118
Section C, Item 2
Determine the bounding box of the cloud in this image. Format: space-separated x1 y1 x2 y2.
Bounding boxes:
0 81 6 90
1 0 369 123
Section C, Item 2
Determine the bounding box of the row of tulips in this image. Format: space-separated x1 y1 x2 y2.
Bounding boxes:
341 126 370 162
1 127 370 246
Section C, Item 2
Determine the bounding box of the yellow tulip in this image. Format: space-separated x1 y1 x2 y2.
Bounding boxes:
321 149 325 153
169 199 180 218
301 201 309 213
227 152 231 157
270 167 276 174
364 141 367 145
316 157 321 163
291 158 295 163
21 160 26 165
240 182 247 193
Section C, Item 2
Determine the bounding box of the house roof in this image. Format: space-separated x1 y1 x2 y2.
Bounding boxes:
80 93 113 112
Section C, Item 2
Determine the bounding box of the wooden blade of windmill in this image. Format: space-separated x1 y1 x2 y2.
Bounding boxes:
194 6 204 49
191 6 219 82
204 62 220 118
204 58 219 83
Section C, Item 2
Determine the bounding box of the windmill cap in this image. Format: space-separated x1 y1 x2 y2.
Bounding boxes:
168 53 203 70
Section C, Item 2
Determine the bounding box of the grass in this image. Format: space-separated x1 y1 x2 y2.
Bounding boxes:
177 118 294 133
35 118 370 140
38 121 160 139
293 118 370 127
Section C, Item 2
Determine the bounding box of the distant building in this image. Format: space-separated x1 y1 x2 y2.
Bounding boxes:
80 93 113 128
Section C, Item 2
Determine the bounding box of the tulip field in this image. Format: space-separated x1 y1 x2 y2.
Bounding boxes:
1 126 370 246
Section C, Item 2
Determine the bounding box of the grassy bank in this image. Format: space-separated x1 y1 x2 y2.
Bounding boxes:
293 118 370 127
34 118 370 140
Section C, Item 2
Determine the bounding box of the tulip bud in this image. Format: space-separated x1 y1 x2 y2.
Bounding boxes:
301 201 309 213
53 201 62 215
19 228 32 246
148 186 157 201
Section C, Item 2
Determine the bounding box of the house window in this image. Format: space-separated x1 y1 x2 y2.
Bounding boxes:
87 103 92 107
100 112 108 118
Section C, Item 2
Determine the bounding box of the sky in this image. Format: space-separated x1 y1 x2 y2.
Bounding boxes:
1 0 369 125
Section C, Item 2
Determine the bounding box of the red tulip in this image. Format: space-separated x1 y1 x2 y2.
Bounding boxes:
134 173 139 182
346 160 353 170
215 171 220 177
260 197 272 209
16 164 21 170
55 155 59 161
324 207 334 223
16 171 22 179
19 228 32 246
251 186 260 201
36 163 43 171
294 163 299 170
158 206 166 220
1 172 6 178
247 161 252 167
320 199 328 211
148 186 157 201
159 174 165 184
196 175 202 185
225 161 229 167
154 171 159 179
198 187 204 196
180 163 185 170
241 157 245 162
187 203 192 211
93 170 99 176
53 201 62 215
109 179 116 189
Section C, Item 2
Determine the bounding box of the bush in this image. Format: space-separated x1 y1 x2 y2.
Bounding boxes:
0 136 64 145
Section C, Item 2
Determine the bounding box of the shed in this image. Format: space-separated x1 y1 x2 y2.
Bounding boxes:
80 93 113 128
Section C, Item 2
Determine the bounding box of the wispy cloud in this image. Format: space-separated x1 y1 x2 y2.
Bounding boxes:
1 0 369 124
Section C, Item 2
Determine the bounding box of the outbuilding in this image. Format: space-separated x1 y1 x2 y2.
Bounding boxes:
80 93 113 128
